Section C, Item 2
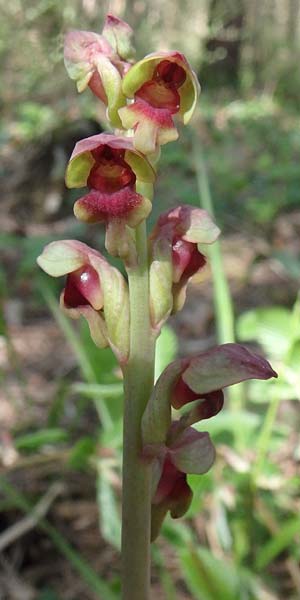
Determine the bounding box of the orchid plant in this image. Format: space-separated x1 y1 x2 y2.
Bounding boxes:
37 15 277 600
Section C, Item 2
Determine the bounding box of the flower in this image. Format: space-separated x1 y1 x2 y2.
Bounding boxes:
149 205 220 326
66 133 154 223
119 51 200 154
37 240 130 362
64 15 134 127
66 133 155 257
149 424 215 540
142 343 277 538
170 343 278 412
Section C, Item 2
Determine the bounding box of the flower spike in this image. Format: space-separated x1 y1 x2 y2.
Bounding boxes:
119 51 200 153
37 240 130 363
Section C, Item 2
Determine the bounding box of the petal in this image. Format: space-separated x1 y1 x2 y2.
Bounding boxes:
66 134 155 188
60 295 108 349
124 150 155 185
90 254 130 364
173 383 224 416
37 240 100 277
170 428 216 475
172 238 206 283
64 30 112 91
95 53 126 127
153 457 182 504
182 343 278 395
142 358 188 445
64 264 103 311
88 70 107 103
168 476 193 518
65 151 95 188
156 205 221 245
73 186 146 224
149 236 173 328
119 100 178 154
122 51 200 124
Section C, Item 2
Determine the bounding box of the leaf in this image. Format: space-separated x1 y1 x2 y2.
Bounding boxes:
97 465 121 549
15 428 69 451
68 437 96 470
179 546 241 600
255 517 300 570
237 307 293 359
194 409 261 441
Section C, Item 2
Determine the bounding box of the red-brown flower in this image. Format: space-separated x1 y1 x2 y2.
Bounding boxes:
144 423 215 540
149 205 220 324
66 133 155 257
119 51 200 154
37 239 130 362
142 343 277 538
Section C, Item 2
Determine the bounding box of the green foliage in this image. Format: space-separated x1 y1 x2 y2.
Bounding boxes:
15 428 69 451
97 464 121 550
237 296 300 402
180 546 253 600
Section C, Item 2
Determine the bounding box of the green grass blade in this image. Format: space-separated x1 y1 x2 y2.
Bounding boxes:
40 281 113 429
255 517 300 570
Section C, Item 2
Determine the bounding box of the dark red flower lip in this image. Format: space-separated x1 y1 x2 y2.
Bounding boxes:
63 264 102 310
73 185 144 223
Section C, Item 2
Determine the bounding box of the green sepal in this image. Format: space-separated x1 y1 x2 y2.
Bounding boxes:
37 240 85 276
60 296 108 349
149 237 173 329
90 255 130 364
102 15 135 61
142 360 185 445
95 54 126 128
65 152 95 188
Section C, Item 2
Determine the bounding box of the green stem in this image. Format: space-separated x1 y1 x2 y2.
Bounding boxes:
193 136 235 345
121 221 155 600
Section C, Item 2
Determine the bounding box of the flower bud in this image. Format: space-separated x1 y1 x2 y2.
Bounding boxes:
64 15 134 127
102 14 135 62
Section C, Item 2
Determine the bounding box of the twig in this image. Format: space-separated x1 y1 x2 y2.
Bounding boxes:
0 481 64 552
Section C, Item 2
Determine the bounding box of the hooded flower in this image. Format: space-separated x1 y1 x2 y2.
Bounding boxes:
37 240 130 363
149 205 220 327
65 133 155 257
142 343 277 538
145 423 215 541
64 15 134 127
119 51 200 154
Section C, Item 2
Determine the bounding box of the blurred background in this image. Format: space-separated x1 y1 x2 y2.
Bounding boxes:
1 0 300 598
